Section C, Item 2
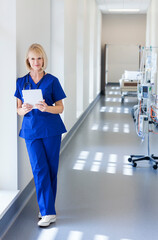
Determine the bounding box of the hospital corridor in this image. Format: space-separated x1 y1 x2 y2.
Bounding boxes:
2 85 158 240
1 0 158 240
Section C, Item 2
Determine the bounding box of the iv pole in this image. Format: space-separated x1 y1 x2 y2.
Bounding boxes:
128 46 158 169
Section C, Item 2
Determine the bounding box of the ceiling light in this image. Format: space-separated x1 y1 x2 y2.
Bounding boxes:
108 9 140 13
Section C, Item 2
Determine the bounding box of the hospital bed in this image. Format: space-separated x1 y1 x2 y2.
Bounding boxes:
119 71 140 103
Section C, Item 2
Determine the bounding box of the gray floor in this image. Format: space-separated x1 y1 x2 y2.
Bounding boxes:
2 85 158 240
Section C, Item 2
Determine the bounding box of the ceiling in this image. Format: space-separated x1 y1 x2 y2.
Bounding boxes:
96 0 151 14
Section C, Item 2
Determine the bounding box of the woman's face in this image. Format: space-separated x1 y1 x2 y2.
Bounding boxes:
28 51 44 72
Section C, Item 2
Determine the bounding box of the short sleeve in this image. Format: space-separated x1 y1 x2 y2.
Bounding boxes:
14 79 22 100
52 78 66 103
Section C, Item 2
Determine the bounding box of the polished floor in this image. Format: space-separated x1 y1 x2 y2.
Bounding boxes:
2 85 158 240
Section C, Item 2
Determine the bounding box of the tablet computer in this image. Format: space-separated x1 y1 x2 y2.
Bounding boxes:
22 89 43 109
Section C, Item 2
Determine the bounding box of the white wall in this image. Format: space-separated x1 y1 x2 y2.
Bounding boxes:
16 0 51 191
102 14 146 46
94 5 102 97
82 0 101 111
64 0 78 131
146 4 152 47
76 0 84 118
146 0 158 94
51 0 102 132
51 0 64 86
83 1 91 109
150 0 158 47
146 0 158 47
96 9 102 95
0 0 17 190
89 0 95 103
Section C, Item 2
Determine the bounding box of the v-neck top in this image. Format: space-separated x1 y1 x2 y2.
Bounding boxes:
14 73 67 139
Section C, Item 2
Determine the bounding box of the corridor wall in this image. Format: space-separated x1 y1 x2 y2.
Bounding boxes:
146 0 158 47
0 0 17 190
51 0 102 132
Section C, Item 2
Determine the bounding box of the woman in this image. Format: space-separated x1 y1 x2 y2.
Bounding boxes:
14 43 66 227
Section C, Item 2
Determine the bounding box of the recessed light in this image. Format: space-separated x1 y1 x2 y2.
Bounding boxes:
108 9 140 12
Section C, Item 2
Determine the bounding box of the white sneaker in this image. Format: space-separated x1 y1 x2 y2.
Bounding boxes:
38 215 56 227
38 212 42 219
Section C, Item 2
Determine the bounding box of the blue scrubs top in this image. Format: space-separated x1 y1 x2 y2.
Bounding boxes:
14 73 67 140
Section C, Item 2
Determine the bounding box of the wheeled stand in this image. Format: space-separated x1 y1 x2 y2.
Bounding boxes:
128 121 158 169
128 154 158 169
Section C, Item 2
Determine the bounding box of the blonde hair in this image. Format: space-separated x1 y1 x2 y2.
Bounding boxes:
25 43 48 71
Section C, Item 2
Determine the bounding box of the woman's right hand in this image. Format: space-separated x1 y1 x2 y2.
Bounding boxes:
22 103 33 114
17 99 33 116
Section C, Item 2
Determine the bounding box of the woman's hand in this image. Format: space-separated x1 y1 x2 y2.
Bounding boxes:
35 100 48 112
35 100 64 114
22 103 33 114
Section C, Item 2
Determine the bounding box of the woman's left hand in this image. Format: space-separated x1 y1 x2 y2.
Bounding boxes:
35 100 48 112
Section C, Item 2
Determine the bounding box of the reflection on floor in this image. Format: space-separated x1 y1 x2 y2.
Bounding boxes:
73 151 133 176
2 85 158 240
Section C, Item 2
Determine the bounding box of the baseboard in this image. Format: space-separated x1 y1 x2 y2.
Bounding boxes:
0 92 101 239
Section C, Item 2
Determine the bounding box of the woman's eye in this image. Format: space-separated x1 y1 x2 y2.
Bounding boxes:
38 57 42 60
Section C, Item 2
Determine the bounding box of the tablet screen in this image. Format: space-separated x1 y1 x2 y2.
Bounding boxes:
22 89 43 109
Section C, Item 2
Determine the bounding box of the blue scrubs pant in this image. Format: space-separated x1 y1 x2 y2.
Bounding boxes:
25 135 61 216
